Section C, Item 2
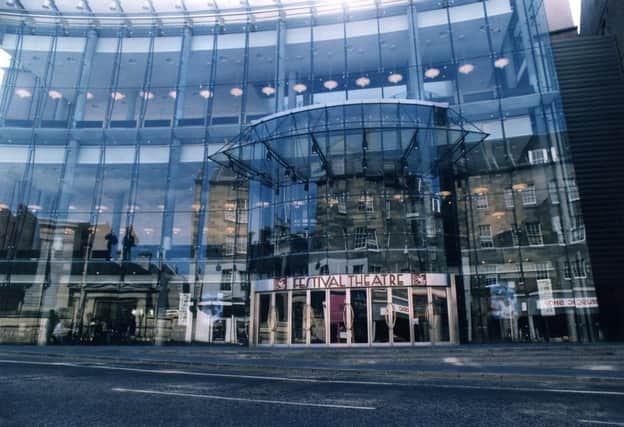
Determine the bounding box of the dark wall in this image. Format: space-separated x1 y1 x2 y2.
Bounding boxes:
552 35 624 340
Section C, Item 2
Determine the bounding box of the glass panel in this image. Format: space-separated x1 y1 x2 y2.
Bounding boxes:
257 293 271 344
412 288 430 342
431 288 449 342
392 288 410 343
350 289 368 344
274 292 288 344
291 291 306 344
310 291 326 344
372 288 389 343
329 290 347 344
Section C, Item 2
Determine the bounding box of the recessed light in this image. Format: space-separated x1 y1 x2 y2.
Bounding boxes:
41 0 51 9
323 80 338 90
48 90 63 99
261 86 275 96
458 63 475 74
230 87 243 97
199 89 212 99
76 0 86 10
387 73 403 84
495 57 510 69
86 91 94 100
472 187 488 195
15 89 32 98
111 91 125 101
355 76 370 88
168 90 177 99
142 0 150 10
139 90 155 100
293 83 307 93
5 0 16 6
512 183 528 192
424 68 440 79
109 1 117 10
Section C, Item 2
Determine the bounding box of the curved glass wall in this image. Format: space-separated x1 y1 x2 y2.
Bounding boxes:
0 0 602 345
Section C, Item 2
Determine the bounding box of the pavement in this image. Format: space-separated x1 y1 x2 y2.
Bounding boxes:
2 345 624 426
1 343 624 385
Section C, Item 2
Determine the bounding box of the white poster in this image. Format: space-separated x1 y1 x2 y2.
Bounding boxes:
178 293 191 326
537 279 555 316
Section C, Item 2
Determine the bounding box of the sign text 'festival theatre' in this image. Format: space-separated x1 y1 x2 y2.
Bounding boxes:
253 273 449 292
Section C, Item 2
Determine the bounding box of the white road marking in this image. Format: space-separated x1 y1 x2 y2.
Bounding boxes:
2 358 624 398
578 420 624 426
111 387 376 410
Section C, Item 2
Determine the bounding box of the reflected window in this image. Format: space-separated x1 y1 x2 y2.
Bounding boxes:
220 269 232 291
353 227 378 250
504 189 515 208
522 185 537 206
358 192 374 213
528 149 549 165
479 224 494 248
475 193 488 209
549 180 560 205
567 180 580 202
526 222 544 246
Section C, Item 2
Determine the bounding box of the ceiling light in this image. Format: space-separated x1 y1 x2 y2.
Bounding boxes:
168 90 177 99
85 91 94 100
109 1 117 10
230 87 243 97
0 203 8 210
472 186 488 195
142 0 150 9
438 190 452 198
458 63 475 74
199 89 212 99
424 68 440 79
174 0 183 8
512 183 528 192
293 83 307 93
76 0 86 9
5 0 16 6
495 57 510 69
28 204 41 211
387 73 403 84
139 90 155 100
261 85 275 96
355 76 370 88
48 90 63 99
111 91 125 101
323 80 338 90
15 89 32 98
492 211 506 219
41 0 51 9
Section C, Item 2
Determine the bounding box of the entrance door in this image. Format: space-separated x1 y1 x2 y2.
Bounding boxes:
309 291 327 344
412 288 430 342
391 288 411 344
431 288 450 342
330 290 347 344
291 292 307 344
371 288 390 343
274 293 289 344
350 289 368 344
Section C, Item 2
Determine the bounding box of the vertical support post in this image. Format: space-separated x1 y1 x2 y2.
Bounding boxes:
72 29 98 127
448 274 460 344
287 71 296 109
407 2 424 100
173 26 193 125
125 90 138 122
275 20 287 112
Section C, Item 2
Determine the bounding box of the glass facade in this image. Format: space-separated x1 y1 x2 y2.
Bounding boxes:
0 0 601 345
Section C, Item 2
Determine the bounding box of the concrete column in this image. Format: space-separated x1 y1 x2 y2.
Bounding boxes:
72 29 98 126
407 3 425 100
287 71 297 110
275 21 287 112
174 27 193 124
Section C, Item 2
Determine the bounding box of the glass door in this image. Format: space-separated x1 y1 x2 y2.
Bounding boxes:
330 290 347 344
412 288 430 342
372 288 390 343
274 293 289 344
350 289 369 344
391 288 411 344
257 294 272 344
431 288 450 342
291 291 307 344
310 291 327 344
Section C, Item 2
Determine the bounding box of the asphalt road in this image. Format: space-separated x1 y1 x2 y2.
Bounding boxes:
1 358 623 426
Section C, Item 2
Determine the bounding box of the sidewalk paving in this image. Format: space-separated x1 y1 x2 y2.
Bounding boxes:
2 343 624 384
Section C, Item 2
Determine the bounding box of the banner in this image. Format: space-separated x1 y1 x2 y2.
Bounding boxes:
254 272 448 292
537 297 599 310
178 293 191 326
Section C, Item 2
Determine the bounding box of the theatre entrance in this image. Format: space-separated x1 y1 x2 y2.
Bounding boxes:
252 282 458 346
